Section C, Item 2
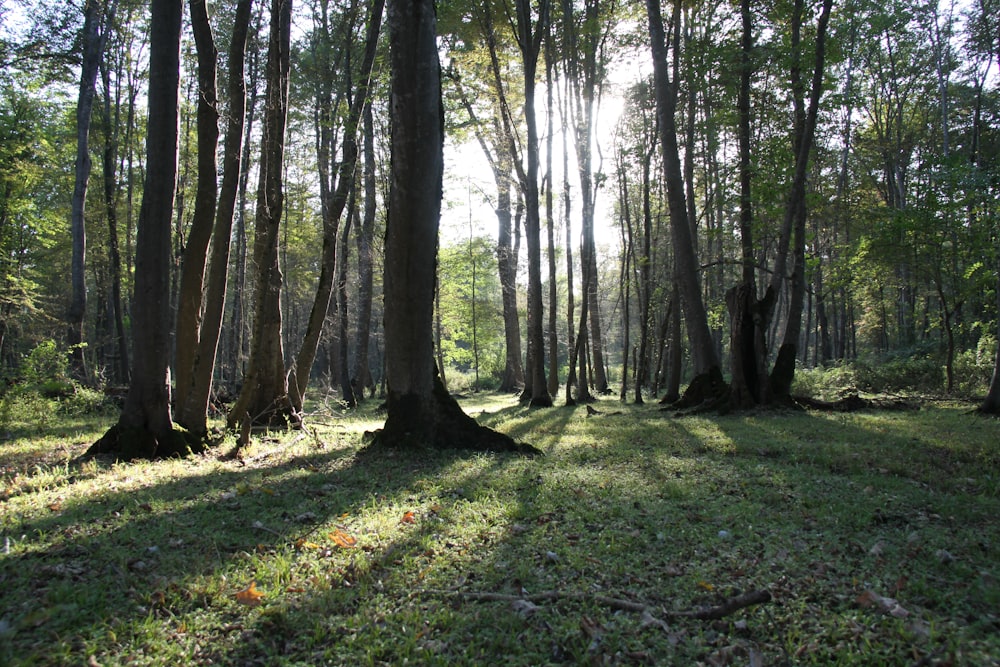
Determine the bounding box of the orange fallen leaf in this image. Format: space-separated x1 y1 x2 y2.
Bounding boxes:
329 529 357 548
235 581 265 606
294 539 321 550
47 502 62 512
400 511 416 524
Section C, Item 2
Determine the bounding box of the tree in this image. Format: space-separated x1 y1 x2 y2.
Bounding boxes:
174 0 252 436
288 0 384 413
514 0 554 407
89 0 190 459
68 0 115 381
227 0 295 432
646 0 724 405
365 0 533 454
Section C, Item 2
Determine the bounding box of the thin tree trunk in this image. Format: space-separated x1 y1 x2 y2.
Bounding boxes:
176 0 251 433
69 0 110 381
353 101 377 399
646 0 723 404
288 0 384 413
515 0 553 407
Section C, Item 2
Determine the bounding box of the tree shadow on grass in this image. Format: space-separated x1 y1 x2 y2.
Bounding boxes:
0 436 480 665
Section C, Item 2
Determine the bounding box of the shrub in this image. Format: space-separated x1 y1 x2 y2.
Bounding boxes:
853 356 943 394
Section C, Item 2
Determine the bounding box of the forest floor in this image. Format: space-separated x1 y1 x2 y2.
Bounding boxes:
1 393 999 666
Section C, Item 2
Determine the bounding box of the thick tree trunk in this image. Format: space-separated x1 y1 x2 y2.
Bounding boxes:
227 0 296 432
89 0 189 460
367 0 532 454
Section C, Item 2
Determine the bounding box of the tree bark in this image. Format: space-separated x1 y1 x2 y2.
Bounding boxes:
227 0 296 432
367 0 532 454
769 0 833 399
68 0 110 381
89 0 188 459
646 0 724 404
176 0 252 434
97 3 127 386
514 0 553 408
288 0 384 413
352 100 377 399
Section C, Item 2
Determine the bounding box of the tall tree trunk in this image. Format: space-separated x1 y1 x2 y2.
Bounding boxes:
176 0 252 434
544 19 559 397
515 0 553 407
175 0 220 428
228 0 295 432
367 0 529 454
353 101 377 398
89 0 187 459
288 0 384 413
98 4 128 385
69 0 110 381
770 0 833 398
646 0 724 404
338 184 359 407
727 0 770 409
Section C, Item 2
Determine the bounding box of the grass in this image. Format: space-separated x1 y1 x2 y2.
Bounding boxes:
1 393 999 665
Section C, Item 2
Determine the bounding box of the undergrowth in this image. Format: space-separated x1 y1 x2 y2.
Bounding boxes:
1 395 998 666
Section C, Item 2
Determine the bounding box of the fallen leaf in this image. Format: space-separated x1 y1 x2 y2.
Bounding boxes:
330 529 357 548
294 539 321 550
47 502 62 512
400 511 416 524
696 580 715 592
235 581 265 606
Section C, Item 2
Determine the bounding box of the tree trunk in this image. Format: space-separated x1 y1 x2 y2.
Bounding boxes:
98 7 128 385
227 0 296 432
978 258 1000 414
288 0 383 413
646 0 724 404
69 0 109 381
89 0 188 460
515 0 553 408
367 0 532 454
179 0 252 433
769 0 833 399
352 101 377 399
174 0 220 429
338 187 359 407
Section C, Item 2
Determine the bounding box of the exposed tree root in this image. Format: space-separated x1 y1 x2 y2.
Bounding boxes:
415 587 772 621
85 422 207 461
360 372 541 456
793 392 918 412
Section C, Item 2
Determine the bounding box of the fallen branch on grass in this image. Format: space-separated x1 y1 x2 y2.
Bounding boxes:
415 588 771 620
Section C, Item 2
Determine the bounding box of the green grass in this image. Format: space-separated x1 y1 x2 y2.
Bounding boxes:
2 394 999 665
